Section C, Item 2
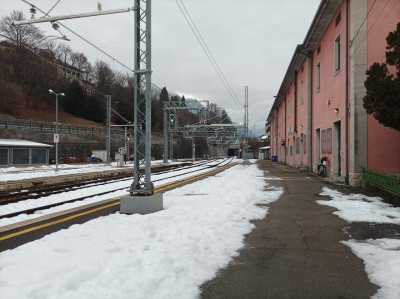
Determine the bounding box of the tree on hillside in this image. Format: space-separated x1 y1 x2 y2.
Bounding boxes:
363 22 400 131
94 60 114 94
0 10 44 47
63 80 104 123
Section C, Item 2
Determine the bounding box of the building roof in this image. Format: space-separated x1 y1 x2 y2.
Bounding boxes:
0 139 52 148
267 0 342 121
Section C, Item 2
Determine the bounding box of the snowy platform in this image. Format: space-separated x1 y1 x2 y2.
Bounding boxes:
120 193 163 214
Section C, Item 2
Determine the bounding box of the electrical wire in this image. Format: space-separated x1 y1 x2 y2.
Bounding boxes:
177 0 243 109
45 0 62 17
350 0 395 58
20 0 164 94
349 0 376 47
175 0 244 115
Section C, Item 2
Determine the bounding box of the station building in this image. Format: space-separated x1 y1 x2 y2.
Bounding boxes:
267 0 400 186
0 139 52 167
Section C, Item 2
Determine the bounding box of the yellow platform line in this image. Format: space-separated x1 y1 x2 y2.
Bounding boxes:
0 163 235 241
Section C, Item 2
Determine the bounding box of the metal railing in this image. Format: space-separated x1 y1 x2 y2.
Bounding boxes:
0 120 125 137
361 167 400 194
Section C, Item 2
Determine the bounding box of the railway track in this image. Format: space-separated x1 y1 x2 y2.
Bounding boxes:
0 158 233 220
0 160 217 205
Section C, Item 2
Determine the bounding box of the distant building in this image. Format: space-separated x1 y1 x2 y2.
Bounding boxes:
267 0 400 186
0 139 52 167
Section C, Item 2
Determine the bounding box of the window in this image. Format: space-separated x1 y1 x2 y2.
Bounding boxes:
321 129 332 155
303 135 307 154
321 130 326 154
317 46 321 55
0 148 8 165
316 62 321 91
300 80 304 104
335 11 341 27
326 128 332 154
296 137 300 154
335 34 341 72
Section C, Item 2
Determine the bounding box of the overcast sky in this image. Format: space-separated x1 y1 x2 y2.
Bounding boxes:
0 0 321 130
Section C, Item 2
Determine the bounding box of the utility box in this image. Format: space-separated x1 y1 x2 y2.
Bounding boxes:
115 153 124 167
92 150 107 162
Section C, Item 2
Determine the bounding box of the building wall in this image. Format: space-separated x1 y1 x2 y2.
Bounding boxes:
267 0 399 185
277 101 286 162
313 1 347 178
366 0 400 173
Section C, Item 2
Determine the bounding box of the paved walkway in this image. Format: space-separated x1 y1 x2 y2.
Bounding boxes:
201 160 378 299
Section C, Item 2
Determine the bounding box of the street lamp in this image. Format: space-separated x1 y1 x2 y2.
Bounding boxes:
253 119 265 138
49 89 65 172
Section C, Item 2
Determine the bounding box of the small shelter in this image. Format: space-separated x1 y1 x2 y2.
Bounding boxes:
258 146 270 160
0 139 52 167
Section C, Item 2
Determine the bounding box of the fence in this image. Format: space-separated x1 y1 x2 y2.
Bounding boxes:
361 167 400 194
0 120 125 137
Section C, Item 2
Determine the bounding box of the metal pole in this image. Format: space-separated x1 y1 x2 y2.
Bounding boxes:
163 106 168 163
55 94 59 172
106 95 111 165
192 138 195 162
144 0 152 189
170 133 174 160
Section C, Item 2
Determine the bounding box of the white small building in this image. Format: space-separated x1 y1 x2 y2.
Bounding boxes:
0 139 52 167
258 146 270 160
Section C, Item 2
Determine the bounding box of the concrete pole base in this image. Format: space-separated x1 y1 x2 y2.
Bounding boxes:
243 160 251 165
120 193 163 215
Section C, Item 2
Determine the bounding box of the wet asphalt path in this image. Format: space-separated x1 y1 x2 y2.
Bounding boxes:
200 160 378 299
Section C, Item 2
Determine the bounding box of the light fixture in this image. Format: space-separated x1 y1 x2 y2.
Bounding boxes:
300 125 303 129
334 108 339 114
30 6 36 19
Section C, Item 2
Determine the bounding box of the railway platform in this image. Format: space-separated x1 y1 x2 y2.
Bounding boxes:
201 160 381 298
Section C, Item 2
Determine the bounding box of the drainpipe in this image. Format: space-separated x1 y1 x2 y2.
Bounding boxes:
345 0 349 184
308 51 314 172
294 71 298 134
284 94 287 164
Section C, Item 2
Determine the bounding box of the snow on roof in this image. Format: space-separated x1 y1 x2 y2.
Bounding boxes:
0 139 52 148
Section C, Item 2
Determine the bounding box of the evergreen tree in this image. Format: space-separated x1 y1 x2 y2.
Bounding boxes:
363 22 400 131
160 87 169 102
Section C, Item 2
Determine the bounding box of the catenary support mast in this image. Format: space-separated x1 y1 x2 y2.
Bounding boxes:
130 0 153 195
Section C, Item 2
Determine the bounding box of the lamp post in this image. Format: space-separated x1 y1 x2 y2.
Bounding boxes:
49 89 65 172
253 119 264 138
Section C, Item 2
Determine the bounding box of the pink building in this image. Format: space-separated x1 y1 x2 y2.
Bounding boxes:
267 0 400 186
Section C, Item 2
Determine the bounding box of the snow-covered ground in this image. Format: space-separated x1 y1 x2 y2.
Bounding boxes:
0 161 284 299
318 187 400 299
0 160 182 182
0 159 231 226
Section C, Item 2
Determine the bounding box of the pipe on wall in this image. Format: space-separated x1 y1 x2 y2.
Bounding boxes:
345 0 349 184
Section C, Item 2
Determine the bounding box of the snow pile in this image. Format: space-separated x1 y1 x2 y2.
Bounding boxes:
0 163 283 299
343 239 400 299
318 187 400 299
317 187 400 224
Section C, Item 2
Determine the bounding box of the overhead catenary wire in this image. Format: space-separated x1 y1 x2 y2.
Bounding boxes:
349 0 376 47
175 0 244 115
350 0 396 58
19 0 164 94
45 0 62 17
177 0 243 109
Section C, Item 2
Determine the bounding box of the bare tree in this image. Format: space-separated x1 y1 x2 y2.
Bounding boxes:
54 42 72 64
0 10 44 47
